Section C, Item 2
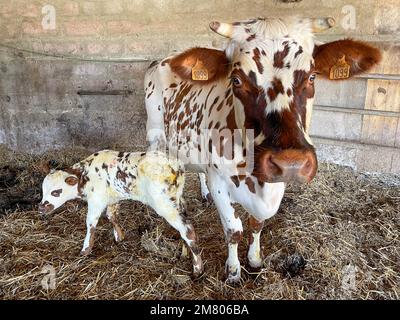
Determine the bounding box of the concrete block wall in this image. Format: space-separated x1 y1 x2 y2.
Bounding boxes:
0 0 399 172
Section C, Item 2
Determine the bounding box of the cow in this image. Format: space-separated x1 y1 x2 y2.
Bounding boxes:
38 150 203 277
144 16 381 284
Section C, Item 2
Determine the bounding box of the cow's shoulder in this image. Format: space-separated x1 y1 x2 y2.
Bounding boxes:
169 47 230 84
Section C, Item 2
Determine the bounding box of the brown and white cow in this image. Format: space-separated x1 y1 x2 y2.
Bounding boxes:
144 16 381 283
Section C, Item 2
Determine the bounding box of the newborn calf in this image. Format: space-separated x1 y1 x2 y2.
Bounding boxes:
39 150 203 276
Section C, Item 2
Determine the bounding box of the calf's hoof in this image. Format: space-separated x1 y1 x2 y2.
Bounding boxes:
80 247 92 256
114 227 125 242
192 256 204 278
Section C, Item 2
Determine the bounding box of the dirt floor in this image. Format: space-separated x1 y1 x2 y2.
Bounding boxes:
0 145 399 300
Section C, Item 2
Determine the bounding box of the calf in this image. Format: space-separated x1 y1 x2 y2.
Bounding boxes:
39 150 203 277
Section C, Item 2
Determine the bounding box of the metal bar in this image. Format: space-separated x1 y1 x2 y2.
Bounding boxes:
312 136 400 152
77 90 134 96
314 105 400 117
354 73 400 81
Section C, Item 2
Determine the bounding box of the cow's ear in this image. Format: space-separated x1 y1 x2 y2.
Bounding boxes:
169 47 230 84
313 39 381 80
65 176 79 186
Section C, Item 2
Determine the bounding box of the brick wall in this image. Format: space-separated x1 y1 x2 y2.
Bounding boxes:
0 0 399 172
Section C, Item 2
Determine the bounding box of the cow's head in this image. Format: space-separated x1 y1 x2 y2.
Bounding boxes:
210 16 381 183
39 164 81 215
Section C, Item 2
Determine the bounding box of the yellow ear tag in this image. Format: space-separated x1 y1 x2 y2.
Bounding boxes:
192 60 208 81
329 55 350 80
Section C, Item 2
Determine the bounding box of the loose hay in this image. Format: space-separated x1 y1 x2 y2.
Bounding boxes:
0 145 399 299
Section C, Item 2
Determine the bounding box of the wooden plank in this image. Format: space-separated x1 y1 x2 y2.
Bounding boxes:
314 78 367 109
361 115 398 147
310 109 362 141
364 79 400 112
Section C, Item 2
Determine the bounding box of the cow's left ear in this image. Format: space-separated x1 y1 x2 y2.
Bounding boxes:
313 39 381 79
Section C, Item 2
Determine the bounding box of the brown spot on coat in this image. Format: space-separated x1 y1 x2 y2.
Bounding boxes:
267 77 284 101
273 43 290 68
252 48 264 74
228 230 243 244
231 176 240 187
245 177 256 193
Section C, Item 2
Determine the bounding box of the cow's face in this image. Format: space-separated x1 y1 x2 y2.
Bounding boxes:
39 170 80 214
210 17 381 183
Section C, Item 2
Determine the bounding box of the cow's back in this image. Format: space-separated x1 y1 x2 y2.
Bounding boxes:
145 49 238 173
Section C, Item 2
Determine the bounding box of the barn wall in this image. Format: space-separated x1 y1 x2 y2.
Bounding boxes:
0 0 399 172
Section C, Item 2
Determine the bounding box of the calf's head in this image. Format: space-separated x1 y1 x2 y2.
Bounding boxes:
39 166 81 215
210 16 381 183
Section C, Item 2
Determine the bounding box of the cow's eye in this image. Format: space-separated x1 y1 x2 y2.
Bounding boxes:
51 189 62 197
232 76 242 87
308 74 316 83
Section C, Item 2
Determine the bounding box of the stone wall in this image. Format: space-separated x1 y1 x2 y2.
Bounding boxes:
0 0 399 172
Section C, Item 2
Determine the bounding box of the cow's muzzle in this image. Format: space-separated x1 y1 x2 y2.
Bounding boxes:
255 149 317 183
38 201 55 215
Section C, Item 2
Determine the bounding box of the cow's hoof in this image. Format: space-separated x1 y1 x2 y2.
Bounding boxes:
225 273 242 286
225 264 241 286
247 263 263 273
247 259 263 273
202 193 213 206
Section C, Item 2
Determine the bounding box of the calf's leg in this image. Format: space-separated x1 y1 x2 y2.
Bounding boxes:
150 197 203 277
106 203 125 242
81 200 106 256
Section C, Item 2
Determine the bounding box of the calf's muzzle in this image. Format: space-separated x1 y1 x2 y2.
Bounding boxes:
38 201 54 214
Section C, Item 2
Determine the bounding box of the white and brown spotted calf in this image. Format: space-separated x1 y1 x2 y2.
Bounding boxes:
39 150 203 276
145 16 381 283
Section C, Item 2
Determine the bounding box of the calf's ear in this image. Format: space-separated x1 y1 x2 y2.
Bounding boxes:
65 176 79 186
38 159 58 175
313 39 381 79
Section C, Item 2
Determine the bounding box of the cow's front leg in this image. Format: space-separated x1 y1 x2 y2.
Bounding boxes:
106 202 125 242
209 180 243 284
81 200 106 256
247 216 264 271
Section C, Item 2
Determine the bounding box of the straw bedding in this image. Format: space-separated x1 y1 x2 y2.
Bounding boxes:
0 145 399 299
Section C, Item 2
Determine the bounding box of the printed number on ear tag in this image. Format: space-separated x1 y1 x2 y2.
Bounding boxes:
192 60 209 81
329 55 350 80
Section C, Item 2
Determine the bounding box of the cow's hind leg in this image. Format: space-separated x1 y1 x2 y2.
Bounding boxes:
150 197 203 277
247 216 264 271
198 173 212 203
106 203 125 242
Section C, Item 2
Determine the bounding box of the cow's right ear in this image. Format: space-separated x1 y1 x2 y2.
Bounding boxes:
65 176 79 186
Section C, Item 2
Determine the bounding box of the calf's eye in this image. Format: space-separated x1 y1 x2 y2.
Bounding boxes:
308 74 316 83
51 189 62 197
